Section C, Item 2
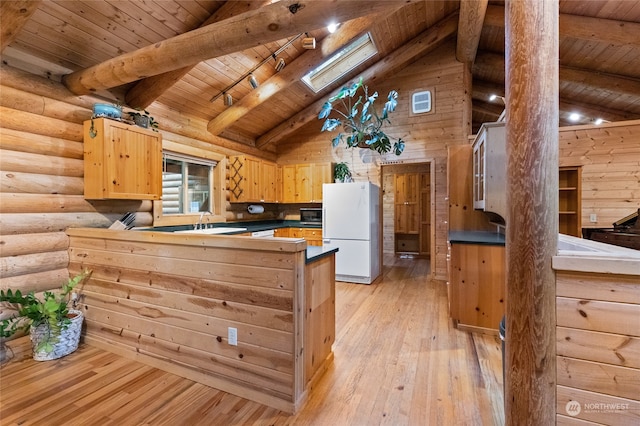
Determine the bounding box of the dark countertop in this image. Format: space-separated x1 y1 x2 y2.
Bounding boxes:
448 230 506 246
145 220 321 234
306 245 339 264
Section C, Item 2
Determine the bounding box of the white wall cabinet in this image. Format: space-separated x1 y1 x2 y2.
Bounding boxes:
472 122 506 220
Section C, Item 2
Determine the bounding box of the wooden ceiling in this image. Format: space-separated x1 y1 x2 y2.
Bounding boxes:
2 0 639 150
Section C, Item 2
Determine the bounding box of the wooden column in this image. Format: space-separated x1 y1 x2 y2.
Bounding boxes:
504 0 558 425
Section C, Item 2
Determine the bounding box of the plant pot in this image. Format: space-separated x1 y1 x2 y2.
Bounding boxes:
30 310 84 361
132 115 150 128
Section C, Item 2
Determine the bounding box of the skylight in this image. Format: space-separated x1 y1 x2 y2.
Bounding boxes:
301 32 378 93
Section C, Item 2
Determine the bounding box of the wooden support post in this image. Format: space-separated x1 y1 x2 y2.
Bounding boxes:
504 0 558 424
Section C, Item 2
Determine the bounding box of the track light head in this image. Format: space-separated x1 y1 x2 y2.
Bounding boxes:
275 58 286 72
248 74 259 89
302 37 316 49
224 93 233 106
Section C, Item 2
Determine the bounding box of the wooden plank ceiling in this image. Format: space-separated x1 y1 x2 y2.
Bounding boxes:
1 0 639 150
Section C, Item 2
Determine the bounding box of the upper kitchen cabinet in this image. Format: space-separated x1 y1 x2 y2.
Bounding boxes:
83 118 162 200
472 122 506 221
280 162 332 203
229 155 278 203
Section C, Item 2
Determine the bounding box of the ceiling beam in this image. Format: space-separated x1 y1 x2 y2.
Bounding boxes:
125 1 270 109
455 0 488 64
256 12 459 148
472 79 638 123
1 1 42 51
62 0 414 95
484 4 640 46
206 14 380 136
474 52 640 101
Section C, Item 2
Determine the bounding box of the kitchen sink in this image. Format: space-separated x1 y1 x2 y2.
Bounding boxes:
174 227 247 235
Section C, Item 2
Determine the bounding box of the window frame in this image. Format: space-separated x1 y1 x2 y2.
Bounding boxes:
152 142 227 227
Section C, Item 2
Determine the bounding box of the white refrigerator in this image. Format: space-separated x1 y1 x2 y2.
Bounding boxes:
322 182 381 284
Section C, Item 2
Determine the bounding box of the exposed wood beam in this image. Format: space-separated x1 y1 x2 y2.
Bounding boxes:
472 79 638 123
62 0 413 95
474 52 640 101
455 0 488 64
484 4 640 46
207 14 380 136
0 1 42 51
256 12 459 148
125 1 270 109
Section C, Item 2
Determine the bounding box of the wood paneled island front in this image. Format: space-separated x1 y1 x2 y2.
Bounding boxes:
66 228 336 413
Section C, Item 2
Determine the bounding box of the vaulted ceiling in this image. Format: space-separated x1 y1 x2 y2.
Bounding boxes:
2 0 639 152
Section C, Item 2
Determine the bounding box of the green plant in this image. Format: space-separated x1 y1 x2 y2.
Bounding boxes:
334 162 352 182
318 77 405 156
127 109 159 131
0 270 90 353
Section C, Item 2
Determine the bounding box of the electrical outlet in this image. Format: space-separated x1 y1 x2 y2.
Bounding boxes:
237 213 243 219
228 327 238 346
590 213 597 223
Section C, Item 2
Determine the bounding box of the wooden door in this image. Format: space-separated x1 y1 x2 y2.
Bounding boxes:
281 165 297 203
419 172 431 255
261 161 277 202
311 162 332 202
395 173 419 234
296 164 313 202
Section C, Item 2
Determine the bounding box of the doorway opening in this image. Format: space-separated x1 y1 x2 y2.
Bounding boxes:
381 161 434 271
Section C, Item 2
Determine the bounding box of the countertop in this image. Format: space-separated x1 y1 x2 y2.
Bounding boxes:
448 230 506 246
147 220 321 235
306 245 339 264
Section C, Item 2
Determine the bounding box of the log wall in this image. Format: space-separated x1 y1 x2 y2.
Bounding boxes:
0 65 253 319
559 120 640 229
276 41 470 280
66 228 313 413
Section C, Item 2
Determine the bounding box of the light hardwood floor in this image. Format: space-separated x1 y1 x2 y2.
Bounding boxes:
0 255 504 425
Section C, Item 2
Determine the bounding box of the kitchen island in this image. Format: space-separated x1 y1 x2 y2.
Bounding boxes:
553 235 640 424
66 228 337 413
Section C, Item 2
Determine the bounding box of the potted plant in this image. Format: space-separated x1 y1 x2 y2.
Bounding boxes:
127 109 159 131
0 270 90 361
334 162 352 182
318 77 405 156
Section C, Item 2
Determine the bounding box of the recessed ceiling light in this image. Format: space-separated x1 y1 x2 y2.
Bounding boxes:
569 112 581 122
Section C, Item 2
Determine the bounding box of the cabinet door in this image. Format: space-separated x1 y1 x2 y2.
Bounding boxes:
261 161 277 202
311 163 332 202
281 165 297 203
303 228 323 246
472 133 485 210
84 118 162 200
245 157 261 202
296 164 313 202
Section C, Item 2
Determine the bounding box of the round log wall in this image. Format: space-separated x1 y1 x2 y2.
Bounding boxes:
0 66 154 321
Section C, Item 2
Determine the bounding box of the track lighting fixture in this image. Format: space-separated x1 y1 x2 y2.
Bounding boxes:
248 74 259 89
224 93 233 106
275 57 286 72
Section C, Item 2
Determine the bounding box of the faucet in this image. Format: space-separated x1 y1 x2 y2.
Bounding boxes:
194 211 213 230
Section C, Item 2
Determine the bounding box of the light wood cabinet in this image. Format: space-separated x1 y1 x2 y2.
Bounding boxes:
279 162 332 203
559 166 582 236
472 122 506 220
229 155 278 203
274 227 323 246
449 242 505 331
83 118 162 200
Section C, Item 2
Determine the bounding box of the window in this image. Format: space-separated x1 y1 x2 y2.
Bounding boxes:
301 32 378 93
162 152 217 215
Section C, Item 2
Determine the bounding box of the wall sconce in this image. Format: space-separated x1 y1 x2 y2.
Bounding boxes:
302 37 316 49
275 57 286 72
224 93 233 106
248 74 259 89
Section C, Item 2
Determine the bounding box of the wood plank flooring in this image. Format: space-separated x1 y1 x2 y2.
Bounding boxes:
0 255 504 425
